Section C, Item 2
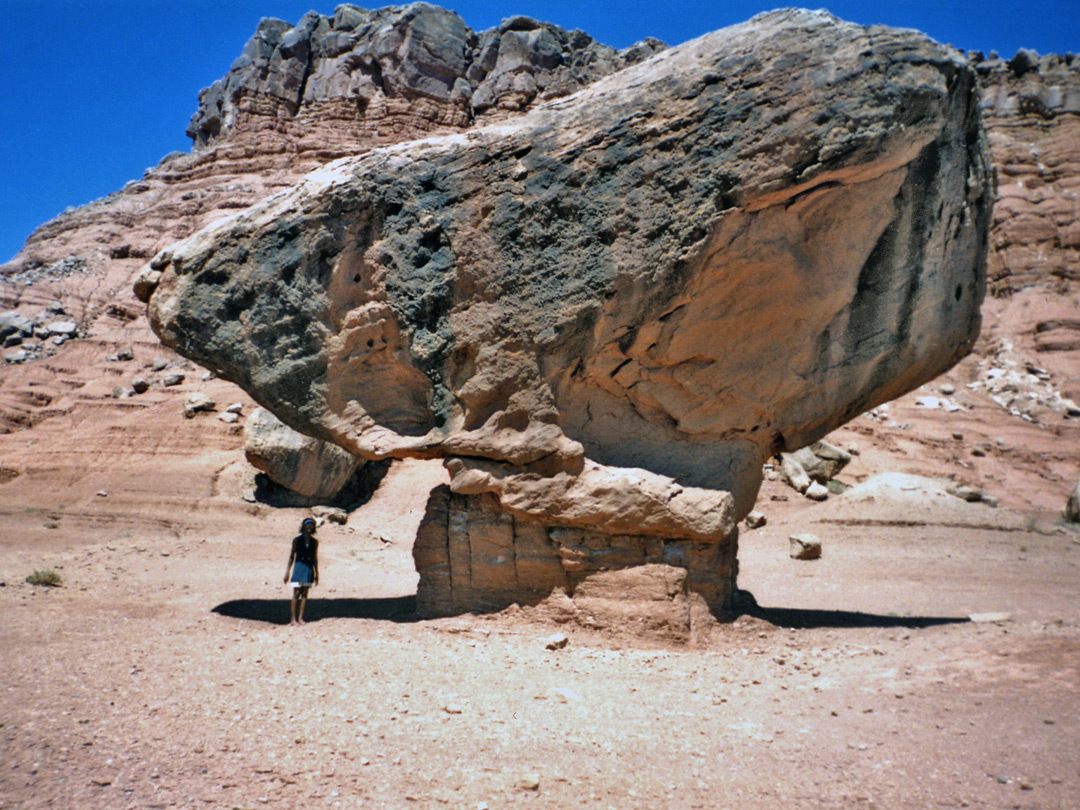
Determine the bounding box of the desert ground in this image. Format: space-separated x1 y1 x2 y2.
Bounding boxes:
2 420 1079 810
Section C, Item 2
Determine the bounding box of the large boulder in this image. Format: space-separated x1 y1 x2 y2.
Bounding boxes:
244 407 363 501
139 9 991 614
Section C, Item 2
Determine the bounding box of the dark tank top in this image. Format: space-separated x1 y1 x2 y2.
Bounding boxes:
294 535 317 566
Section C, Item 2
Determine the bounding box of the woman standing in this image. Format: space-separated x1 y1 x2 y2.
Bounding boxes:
284 517 319 625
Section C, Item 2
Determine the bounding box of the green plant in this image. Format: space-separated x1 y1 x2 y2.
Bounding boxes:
25 570 62 587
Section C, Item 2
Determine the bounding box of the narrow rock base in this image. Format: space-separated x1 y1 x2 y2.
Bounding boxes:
413 486 738 635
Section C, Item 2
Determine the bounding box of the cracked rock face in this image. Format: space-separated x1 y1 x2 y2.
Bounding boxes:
139 9 992 612
186 3 664 153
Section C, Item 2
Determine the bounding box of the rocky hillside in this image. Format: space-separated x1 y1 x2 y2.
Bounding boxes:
1 5 1078 557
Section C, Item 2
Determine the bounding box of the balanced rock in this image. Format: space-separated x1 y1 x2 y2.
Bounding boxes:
139 10 990 615
244 407 363 501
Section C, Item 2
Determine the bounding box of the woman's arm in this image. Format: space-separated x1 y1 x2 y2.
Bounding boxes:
284 538 296 583
312 540 319 586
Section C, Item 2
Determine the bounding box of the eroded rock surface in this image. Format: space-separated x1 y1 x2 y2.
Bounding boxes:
244 406 363 501
139 9 991 613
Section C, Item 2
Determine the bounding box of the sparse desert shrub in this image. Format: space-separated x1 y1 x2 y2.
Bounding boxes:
25 569 62 587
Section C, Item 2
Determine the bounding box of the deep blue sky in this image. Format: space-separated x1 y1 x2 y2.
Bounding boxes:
2 0 1077 264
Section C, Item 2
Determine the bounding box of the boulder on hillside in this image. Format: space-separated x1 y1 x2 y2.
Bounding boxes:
140 9 991 616
244 407 363 501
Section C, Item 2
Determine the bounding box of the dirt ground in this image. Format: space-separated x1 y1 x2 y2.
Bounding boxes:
2 454 1079 810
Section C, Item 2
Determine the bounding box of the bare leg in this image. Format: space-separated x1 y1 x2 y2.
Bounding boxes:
290 588 299 625
297 586 309 624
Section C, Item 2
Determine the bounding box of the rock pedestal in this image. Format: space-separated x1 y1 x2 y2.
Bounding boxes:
414 486 736 634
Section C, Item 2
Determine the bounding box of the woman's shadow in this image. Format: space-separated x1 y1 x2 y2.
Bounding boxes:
212 595 419 625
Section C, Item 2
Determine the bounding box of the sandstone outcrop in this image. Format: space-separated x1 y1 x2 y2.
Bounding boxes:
138 9 991 613
187 4 664 154
976 50 1080 294
244 406 363 501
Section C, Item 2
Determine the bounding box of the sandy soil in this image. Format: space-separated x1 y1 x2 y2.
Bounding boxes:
2 455 1079 810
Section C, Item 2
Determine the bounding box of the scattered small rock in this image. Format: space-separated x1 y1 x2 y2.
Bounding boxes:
543 633 569 650
151 357 169 371
952 432 964 441
96 490 108 497
1065 478 1080 523
780 454 811 494
132 377 151 394
939 382 956 395
46 320 78 337
219 411 240 424
744 510 767 529
945 481 983 502
182 392 216 417
443 704 464 714
789 533 822 560
970 445 986 457
312 505 347 525
116 346 135 361
518 774 540 791
226 403 244 414
162 372 185 387
551 687 582 703
805 481 829 501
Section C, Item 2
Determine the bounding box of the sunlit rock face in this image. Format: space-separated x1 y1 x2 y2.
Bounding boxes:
139 9 992 614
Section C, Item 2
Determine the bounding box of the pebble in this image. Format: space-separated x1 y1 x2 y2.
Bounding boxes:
551 687 582 703
744 510 767 529
518 774 540 791
544 633 569 650
789 533 822 560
